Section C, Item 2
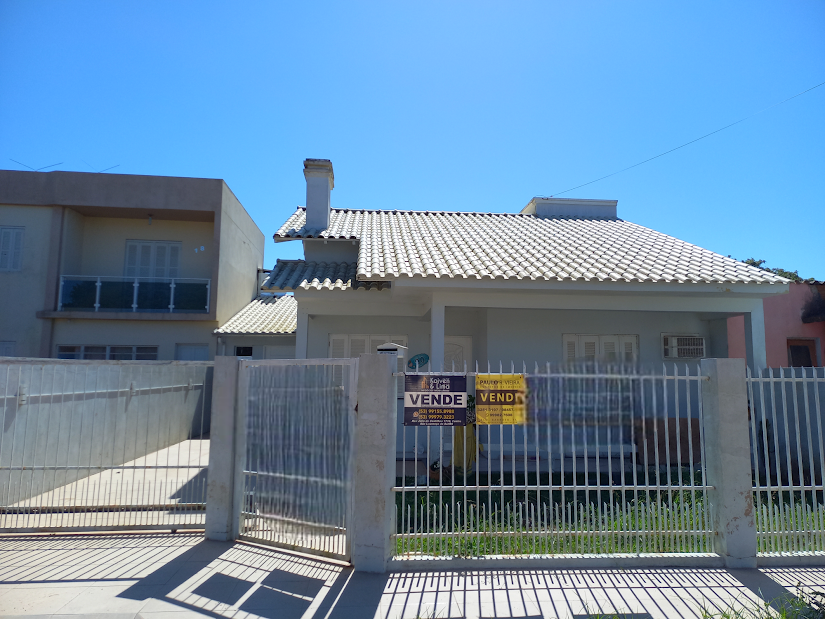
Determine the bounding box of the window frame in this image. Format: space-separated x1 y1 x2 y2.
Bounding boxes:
124 240 182 280
0 226 24 272
56 345 159 360
563 334 639 363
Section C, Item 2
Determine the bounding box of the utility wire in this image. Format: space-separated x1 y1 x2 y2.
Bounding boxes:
550 80 825 197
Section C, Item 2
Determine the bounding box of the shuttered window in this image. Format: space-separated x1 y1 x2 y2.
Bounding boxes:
563 334 639 363
328 334 408 394
124 241 181 279
0 227 24 271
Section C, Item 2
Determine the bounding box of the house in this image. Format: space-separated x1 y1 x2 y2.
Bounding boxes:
728 281 825 367
264 159 788 376
262 159 792 459
0 169 264 360
214 293 297 359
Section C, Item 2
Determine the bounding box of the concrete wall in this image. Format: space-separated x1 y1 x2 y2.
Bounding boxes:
76 216 214 279
60 207 85 276
217 334 296 359
52 319 219 360
0 204 55 357
729 284 825 367
215 186 265 324
0 359 213 505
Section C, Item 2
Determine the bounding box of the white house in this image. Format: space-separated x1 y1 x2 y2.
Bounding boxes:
264 159 787 376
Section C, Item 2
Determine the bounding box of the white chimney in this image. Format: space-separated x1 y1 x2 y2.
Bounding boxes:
303 159 334 230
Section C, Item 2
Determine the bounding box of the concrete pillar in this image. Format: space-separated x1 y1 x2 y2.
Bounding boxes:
350 353 397 572
296 308 309 359
430 300 445 372
744 301 767 374
205 355 241 541
702 357 757 568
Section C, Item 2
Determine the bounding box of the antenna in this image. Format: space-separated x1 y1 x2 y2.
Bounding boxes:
10 159 63 172
80 158 120 173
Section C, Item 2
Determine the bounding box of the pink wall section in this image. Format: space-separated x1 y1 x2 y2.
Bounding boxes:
728 283 825 367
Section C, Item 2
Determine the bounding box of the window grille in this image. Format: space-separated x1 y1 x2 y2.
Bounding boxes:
662 335 705 359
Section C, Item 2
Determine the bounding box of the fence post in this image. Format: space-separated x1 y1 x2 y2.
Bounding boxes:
205 356 241 541
701 357 757 568
351 353 397 572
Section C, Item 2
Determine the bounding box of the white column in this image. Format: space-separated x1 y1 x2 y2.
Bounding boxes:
701 357 757 568
744 300 767 374
430 299 445 372
296 308 309 359
350 353 397 572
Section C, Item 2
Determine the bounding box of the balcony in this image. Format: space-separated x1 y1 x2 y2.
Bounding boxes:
58 276 210 314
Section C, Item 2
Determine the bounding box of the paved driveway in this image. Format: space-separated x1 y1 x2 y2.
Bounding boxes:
1 533 824 618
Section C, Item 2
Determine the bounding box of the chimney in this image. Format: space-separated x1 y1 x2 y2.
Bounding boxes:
521 197 617 219
303 159 334 230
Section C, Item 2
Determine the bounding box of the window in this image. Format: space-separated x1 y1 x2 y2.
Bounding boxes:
125 241 181 279
0 227 23 271
662 334 705 359
0 341 15 357
563 334 639 363
175 344 210 361
57 345 158 360
788 339 818 367
329 334 408 392
235 346 253 358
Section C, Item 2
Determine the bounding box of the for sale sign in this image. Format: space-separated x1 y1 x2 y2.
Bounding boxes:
403 375 467 426
475 374 526 425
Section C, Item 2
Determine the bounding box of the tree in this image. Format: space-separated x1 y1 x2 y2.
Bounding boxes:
741 258 807 283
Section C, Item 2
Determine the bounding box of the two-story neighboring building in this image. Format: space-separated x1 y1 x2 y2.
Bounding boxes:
0 170 264 360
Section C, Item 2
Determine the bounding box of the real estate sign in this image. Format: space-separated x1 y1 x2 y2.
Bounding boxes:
404 375 467 426
476 374 526 425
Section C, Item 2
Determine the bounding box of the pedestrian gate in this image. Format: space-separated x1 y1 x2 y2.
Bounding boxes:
238 359 357 561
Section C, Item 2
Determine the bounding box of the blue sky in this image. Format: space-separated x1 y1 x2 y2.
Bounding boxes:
1 1 823 278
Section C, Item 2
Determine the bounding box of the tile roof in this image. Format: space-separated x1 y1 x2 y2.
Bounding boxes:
274 208 788 285
214 295 297 335
262 260 391 292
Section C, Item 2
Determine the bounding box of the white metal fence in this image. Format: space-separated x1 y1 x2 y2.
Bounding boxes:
239 359 357 560
394 362 712 558
748 366 825 554
0 358 212 532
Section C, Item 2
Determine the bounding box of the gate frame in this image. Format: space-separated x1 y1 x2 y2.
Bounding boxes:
205 356 363 562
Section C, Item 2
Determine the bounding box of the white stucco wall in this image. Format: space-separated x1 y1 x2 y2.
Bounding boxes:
484 308 716 368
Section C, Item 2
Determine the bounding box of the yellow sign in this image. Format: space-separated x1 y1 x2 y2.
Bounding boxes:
475 374 526 425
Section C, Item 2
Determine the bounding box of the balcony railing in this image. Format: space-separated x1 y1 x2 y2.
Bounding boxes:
58 276 210 314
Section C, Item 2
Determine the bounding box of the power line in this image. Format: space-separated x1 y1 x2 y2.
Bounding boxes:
549 80 825 197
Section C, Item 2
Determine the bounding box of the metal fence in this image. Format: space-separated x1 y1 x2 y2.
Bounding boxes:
0 359 211 532
239 359 357 560
394 362 712 558
748 366 825 554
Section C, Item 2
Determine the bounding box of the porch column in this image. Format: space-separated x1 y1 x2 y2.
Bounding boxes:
430 299 445 372
744 300 767 374
296 308 308 359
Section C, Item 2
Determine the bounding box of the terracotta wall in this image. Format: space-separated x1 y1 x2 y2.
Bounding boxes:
728 283 825 367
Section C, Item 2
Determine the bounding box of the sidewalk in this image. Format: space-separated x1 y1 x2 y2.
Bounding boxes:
1 532 824 618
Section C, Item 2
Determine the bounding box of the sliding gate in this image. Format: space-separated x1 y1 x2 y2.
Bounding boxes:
238 359 357 561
